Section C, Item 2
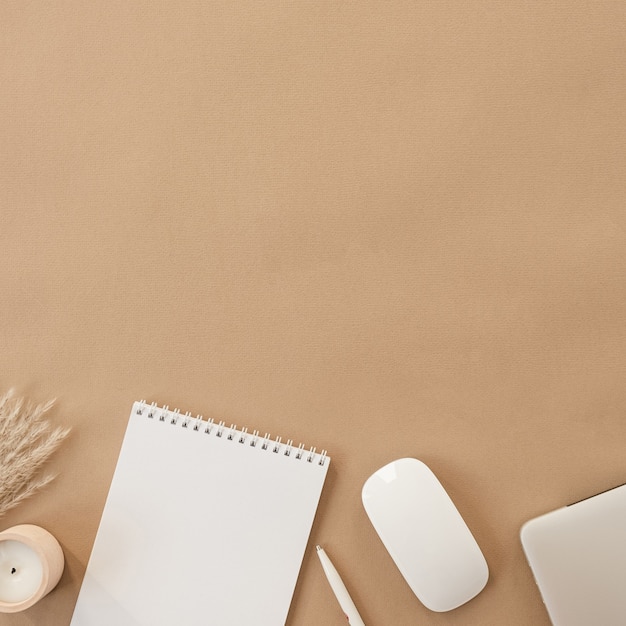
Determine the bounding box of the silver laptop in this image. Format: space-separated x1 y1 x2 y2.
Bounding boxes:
521 482 626 626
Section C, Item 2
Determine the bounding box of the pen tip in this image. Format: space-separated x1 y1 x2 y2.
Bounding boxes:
316 545 322 551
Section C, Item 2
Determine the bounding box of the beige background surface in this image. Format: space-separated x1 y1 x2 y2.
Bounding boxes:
1 2 626 624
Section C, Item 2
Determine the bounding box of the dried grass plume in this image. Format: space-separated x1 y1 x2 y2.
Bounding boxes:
0 389 70 517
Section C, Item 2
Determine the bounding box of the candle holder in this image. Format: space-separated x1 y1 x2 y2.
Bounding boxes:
0 524 64 613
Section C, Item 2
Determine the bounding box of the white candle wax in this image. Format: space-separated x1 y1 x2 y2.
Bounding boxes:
0 540 43 603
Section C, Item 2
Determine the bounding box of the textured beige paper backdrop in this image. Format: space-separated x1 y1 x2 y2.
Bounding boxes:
1 2 626 624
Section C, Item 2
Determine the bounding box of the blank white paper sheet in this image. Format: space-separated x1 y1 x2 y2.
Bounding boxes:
70 401 329 626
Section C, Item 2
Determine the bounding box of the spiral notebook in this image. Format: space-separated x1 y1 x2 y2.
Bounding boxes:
70 401 330 626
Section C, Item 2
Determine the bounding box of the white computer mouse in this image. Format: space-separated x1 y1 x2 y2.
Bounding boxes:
362 457 489 612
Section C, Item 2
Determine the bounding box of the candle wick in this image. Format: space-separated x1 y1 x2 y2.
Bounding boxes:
11 567 16 574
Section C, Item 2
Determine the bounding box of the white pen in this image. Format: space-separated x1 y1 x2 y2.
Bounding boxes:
316 545 366 626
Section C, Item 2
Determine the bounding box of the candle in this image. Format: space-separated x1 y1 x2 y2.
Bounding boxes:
0 525 64 613
0 540 43 603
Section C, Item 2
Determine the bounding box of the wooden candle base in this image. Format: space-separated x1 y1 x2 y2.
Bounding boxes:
0 524 64 613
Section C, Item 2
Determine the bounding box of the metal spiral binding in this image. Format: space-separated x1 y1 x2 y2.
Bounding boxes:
284 439 293 456
238 428 248 444
261 433 270 450
135 400 328 466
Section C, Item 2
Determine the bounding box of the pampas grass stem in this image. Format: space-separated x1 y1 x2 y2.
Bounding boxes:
0 390 70 517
